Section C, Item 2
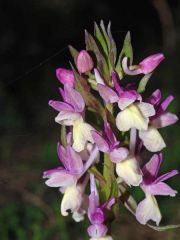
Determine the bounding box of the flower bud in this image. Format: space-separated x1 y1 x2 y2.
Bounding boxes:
56 68 74 87
76 50 94 73
139 53 165 74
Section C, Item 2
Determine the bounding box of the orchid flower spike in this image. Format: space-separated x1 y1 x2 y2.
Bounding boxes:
122 53 165 75
136 153 178 225
76 50 94 74
49 85 94 152
56 68 75 87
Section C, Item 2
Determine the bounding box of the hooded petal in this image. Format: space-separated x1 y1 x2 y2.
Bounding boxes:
118 90 138 110
142 153 162 182
61 184 83 216
43 169 76 187
139 127 166 152
97 84 119 103
55 111 81 126
56 68 75 87
91 131 109 153
151 112 178 128
116 103 150 132
144 182 177 197
64 85 85 112
110 147 129 163
73 117 94 152
116 156 142 186
66 145 84 174
136 194 161 226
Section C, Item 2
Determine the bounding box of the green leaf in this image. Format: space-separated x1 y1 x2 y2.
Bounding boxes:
101 154 113 201
147 223 180 232
137 73 152 93
116 31 133 79
68 45 79 63
94 22 109 56
107 21 117 68
88 166 106 187
60 125 67 147
100 20 111 53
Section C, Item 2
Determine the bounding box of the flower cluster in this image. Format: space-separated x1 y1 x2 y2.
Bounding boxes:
43 21 179 239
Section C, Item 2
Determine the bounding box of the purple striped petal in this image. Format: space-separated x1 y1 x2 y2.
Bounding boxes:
148 89 161 106
97 84 119 103
151 112 178 128
48 100 73 112
142 153 163 182
91 130 109 153
43 168 75 187
110 147 129 163
64 85 85 112
145 182 178 197
154 170 179 184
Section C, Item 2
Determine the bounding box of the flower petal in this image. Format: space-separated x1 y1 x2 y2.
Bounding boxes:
110 147 129 163
144 182 177 197
136 194 161 226
148 89 161 106
43 169 76 187
87 224 108 238
55 111 81 126
91 130 109 152
151 112 178 128
66 145 84 174
116 156 142 186
48 100 74 112
118 91 138 110
97 84 119 103
61 185 83 216
64 85 85 112
155 169 179 183
142 153 162 181
73 117 94 152
116 104 149 131
137 102 155 118
94 68 105 84
139 127 166 152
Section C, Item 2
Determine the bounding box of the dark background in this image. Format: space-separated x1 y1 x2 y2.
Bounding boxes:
0 0 180 239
